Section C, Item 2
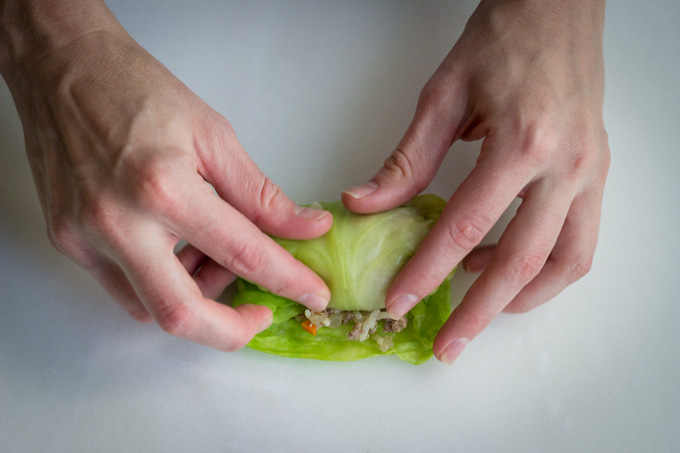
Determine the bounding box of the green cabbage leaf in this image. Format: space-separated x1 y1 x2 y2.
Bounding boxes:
233 194 454 364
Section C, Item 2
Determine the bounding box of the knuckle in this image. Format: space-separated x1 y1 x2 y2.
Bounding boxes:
203 115 237 149
566 149 594 180
465 310 497 334
195 115 240 162
216 116 236 137
417 83 437 108
517 125 554 168
121 151 187 216
382 148 424 188
506 252 546 285
404 265 450 301
80 198 116 237
154 301 194 336
418 79 449 113
601 144 611 174
269 278 299 298
521 139 550 168
564 138 600 182
225 242 267 277
596 140 611 180
136 164 178 214
564 125 610 183
568 252 594 281
258 177 286 213
46 216 76 254
445 217 488 252
46 214 98 266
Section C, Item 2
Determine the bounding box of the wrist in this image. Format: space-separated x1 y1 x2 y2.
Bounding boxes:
0 0 124 79
471 0 606 88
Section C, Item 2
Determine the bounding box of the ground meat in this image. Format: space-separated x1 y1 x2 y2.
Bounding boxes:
383 317 407 333
302 308 404 349
347 322 363 340
342 312 355 324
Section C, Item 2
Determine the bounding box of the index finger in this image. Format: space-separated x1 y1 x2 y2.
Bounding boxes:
385 144 534 318
119 231 272 351
166 177 330 311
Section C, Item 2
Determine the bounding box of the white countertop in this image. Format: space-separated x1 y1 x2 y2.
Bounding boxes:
2 1 679 451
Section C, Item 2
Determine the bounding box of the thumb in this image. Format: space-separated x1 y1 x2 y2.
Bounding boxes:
342 82 466 213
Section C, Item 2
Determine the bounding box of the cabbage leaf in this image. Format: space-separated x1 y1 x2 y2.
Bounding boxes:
233 194 454 364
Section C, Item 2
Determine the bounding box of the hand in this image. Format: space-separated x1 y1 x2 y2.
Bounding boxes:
342 0 610 363
1 2 332 351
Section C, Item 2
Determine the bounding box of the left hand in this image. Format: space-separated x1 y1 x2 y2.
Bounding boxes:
342 0 610 364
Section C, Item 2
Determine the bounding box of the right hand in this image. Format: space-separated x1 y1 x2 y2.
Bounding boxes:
2 23 332 350
341 0 609 363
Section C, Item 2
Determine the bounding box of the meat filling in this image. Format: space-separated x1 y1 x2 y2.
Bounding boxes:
383 318 408 333
301 308 407 350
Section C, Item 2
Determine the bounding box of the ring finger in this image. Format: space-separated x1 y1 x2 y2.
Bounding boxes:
176 244 237 299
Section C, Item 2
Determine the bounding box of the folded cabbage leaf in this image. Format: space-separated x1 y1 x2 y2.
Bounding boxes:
233 194 454 364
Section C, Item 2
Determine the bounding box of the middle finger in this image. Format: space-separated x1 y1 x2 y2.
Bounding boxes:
433 179 574 363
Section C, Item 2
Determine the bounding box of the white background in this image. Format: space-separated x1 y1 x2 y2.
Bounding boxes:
1 1 679 452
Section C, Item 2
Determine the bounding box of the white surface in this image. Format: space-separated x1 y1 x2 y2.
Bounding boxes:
1 1 679 452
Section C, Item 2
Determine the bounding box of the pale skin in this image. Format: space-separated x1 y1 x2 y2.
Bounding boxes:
0 0 333 351
1 0 609 363
343 0 610 363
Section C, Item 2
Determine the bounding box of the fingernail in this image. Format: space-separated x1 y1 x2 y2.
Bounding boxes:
295 205 330 221
439 338 470 365
388 293 419 318
343 181 378 199
256 315 273 334
296 293 329 311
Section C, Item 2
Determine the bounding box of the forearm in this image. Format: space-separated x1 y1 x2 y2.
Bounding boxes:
479 0 606 23
0 0 123 79
473 0 606 53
